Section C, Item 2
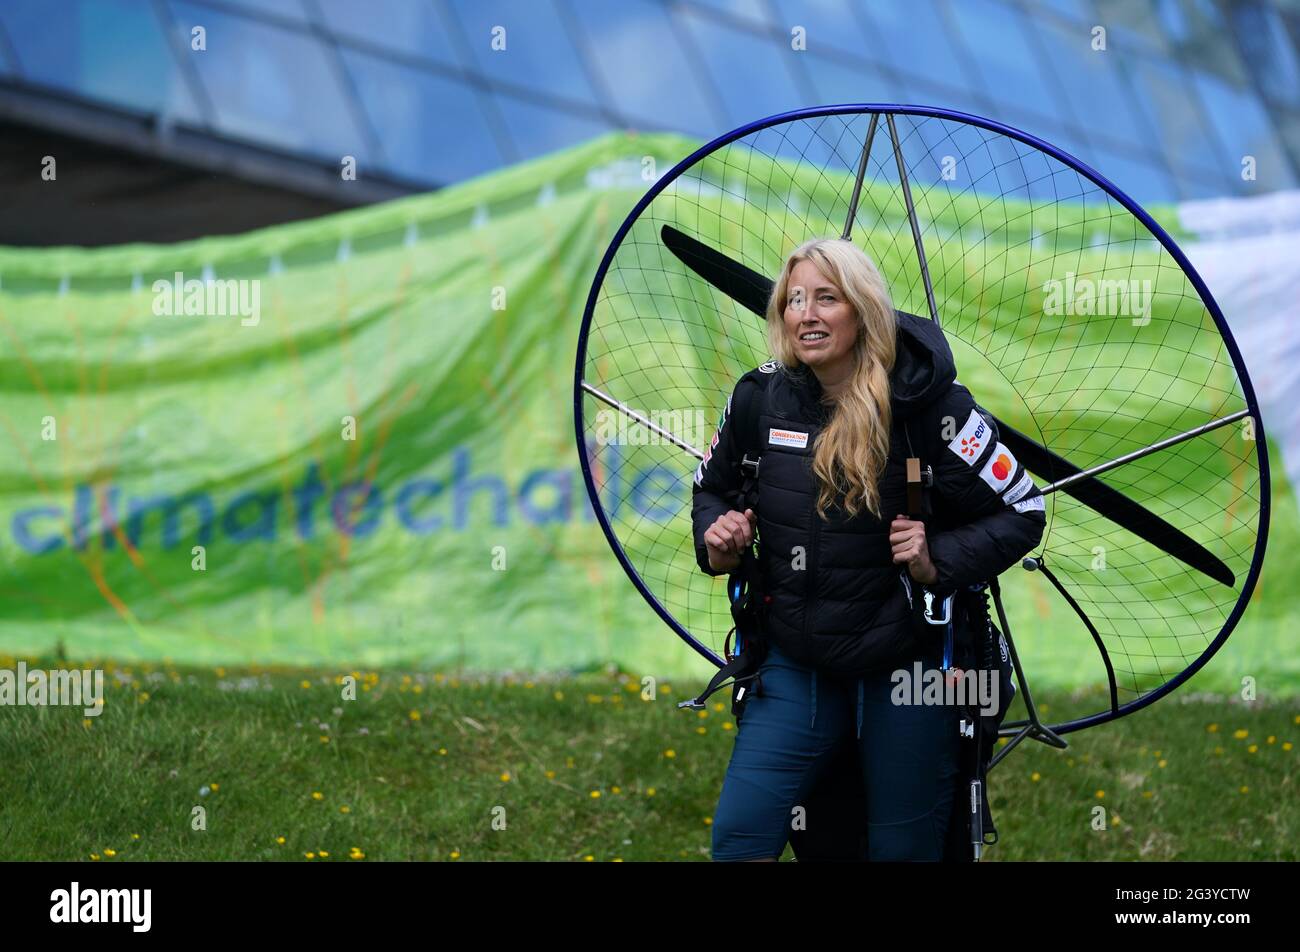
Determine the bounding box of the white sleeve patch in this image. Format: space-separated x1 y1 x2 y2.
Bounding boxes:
1012 494 1045 514
977 442 1018 494
946 408 991 466
1001 471 1035 505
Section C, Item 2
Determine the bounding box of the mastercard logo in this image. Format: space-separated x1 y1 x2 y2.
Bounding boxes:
991 453 1013 480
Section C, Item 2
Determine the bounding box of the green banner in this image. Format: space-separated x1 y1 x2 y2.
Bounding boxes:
0 130 1291 692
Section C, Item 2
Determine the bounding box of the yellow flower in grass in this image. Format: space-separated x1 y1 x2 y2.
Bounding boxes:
1031 772 1041 782
450 851 460 860
339 805 351 814
1206 723 1219 733
646 788 656 797
311 791 324 801
1284 742 1293 751
664 749 676 759
1158 760 1167 768
1239 786 1249 794
1233 729 1249 739
545 770 556 779
500 772 511 782
305 852 315 859
1247 744 1258 753
408 710 421 721
89 854 100 861
104 848 116 857
1095 790 1105 799
276 836 286 845
590 790 601 799
1142 791 1153 799
300 680 311 690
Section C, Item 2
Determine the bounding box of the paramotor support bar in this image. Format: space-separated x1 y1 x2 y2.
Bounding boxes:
987 573 1068 770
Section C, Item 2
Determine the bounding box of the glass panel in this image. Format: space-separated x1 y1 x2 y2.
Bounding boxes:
946 0 1065 128
1226 3 1300 110
1126 58 1222 178
566 0 719 137
678 7 804 126
492 93 610 161
1192 70 1295 192
767 0 875 60
448 0 597 102
805 57 902 106
0 0 201 120
340 49 502 185
1023 16 1149 150
169 1 369 160
855 0 980 96
315 0 460 66
1087 147 1180 203
193 0 308 22
684 0 771 25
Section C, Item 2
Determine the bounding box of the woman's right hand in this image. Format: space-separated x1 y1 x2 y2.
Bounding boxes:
704 508 757 573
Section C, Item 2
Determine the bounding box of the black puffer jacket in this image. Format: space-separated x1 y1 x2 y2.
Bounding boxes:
691 311 1046 677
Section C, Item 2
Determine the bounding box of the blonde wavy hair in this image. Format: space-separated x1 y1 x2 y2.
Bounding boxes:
765 238 898 521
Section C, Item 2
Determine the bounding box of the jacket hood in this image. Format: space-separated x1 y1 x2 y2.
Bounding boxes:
787 309 956 419
890 309 957 418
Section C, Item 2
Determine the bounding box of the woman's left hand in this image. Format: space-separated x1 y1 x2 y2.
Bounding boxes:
890 515 938 585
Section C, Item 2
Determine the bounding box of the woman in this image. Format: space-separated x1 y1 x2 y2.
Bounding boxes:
691 237 1046 862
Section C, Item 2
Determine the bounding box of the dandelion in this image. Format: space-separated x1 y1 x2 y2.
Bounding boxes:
1247 744 1258 754
500 772 511 782
703 817 712 825
545 770 556 779
89 854 100 861
311 791 324 800
1284 742 1293 751
1031 772 1041 782
723 722 734 731
300 680 311 690
664 749 676 759
584 855 595 862
305 852 315 859
132 834 140 840
554 691 564 701
83 718 92 729
1206 723 1219 733
450 851 460 859
612 786 621 794
1158 759 1167 768
1095 790 1105 799
408 710 420 721
1239 786 1249 794
276 836 285 845
1142 791 1153 799
340 806 351 814
319 850 329 858
646 788 656 797
696 727 706 735
438 748 447 755
590 790 601 799
1267 735 1276 745
104 848 116 857
349 849 365 860
1233 728 1249 739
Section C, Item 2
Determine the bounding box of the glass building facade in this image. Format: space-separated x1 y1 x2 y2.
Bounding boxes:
0 0 1297 204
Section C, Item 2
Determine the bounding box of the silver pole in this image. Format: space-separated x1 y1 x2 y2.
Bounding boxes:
1040 408 1252 495
580 380 704 460
842 113 879 241
885 113 940 328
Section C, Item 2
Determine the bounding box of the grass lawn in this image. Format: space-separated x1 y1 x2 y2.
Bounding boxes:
2 655 1296 862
